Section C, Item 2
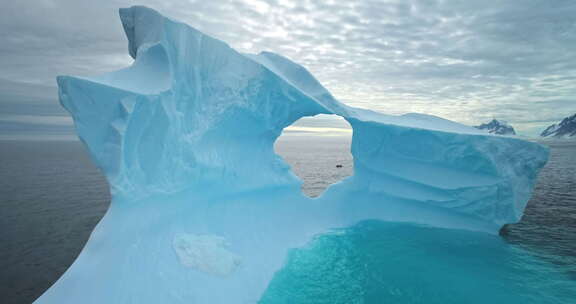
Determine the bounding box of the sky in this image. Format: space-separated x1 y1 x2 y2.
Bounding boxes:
1 0 575 139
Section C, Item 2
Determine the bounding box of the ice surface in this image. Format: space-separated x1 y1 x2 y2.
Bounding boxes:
35 6 559 303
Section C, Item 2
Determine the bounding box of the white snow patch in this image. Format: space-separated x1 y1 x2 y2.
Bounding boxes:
172 233 242 277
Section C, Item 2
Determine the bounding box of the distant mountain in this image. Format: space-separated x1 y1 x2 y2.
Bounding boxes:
475 119 516 135
540 113 576 138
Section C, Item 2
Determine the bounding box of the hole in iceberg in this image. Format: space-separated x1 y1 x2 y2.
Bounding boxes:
275 114 353 198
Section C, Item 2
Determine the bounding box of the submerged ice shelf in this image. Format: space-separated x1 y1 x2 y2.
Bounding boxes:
35 6 574 304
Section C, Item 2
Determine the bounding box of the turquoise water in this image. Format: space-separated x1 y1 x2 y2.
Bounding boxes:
262 221 576 303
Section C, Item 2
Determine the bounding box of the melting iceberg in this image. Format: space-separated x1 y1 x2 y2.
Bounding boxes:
36 6 575 304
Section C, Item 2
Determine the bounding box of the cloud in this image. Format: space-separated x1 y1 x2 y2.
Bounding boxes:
283 126 352 136
1 0 575 137
283 114 352 136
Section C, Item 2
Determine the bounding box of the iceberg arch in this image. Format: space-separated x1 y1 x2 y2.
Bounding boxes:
36 6 560 304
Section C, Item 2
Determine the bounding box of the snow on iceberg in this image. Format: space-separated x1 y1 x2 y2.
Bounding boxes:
36 6 562 304
172 233 242 277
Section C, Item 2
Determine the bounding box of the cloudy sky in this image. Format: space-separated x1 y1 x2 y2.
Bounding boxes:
1 0 575 139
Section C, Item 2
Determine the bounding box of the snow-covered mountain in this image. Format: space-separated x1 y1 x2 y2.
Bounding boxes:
475 119 516 135
540 113 576 138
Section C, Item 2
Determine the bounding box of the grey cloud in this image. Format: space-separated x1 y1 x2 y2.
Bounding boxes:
0 0 575 137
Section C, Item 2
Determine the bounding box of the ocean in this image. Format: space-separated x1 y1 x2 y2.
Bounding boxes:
0 137 574 303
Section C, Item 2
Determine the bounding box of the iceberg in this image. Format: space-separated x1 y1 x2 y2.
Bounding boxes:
36 6 574 304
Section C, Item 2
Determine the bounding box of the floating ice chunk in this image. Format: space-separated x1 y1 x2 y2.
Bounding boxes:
173 233 241 277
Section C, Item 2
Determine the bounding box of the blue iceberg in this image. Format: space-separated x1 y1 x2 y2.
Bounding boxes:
37 6 575 304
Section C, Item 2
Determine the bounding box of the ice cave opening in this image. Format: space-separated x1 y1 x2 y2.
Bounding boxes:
274 114 353 198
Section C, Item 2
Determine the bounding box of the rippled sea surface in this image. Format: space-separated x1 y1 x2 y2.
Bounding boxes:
0 138 574 303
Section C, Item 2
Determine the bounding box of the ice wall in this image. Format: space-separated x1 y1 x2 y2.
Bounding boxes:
345 112 547 226
36 6 552 304
58 7 333 199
